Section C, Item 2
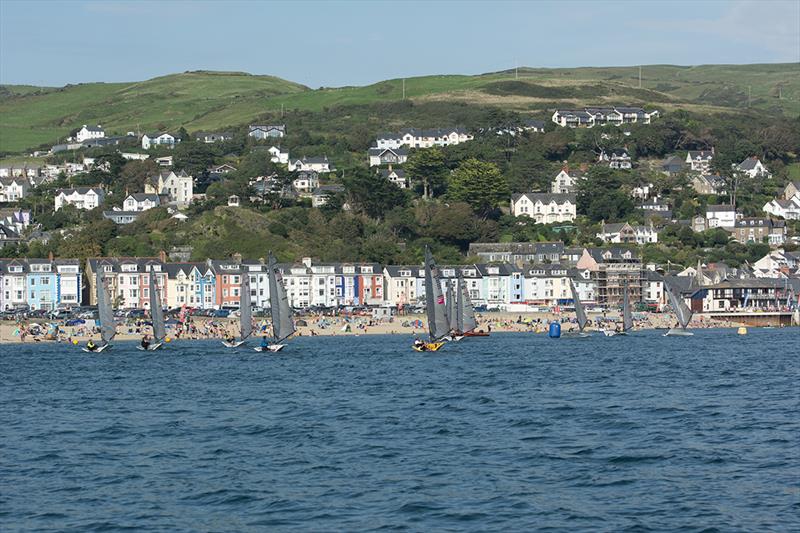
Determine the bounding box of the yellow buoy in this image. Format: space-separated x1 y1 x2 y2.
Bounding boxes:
72 339 79 345
737 326 748 335
165 337 171 343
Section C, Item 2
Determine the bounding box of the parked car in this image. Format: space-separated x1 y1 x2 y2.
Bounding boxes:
211 309 230 318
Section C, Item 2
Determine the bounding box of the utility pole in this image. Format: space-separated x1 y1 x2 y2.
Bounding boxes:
281 103 284 118
515 59 518 80
402 78 405 99
638 66 642 89
748 85 751 108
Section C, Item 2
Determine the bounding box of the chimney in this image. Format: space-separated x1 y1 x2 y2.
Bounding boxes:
232 252 242 264
302 257 312 268
158 250 167 263
48 251 54 262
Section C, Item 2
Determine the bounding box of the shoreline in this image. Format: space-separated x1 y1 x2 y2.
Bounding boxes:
0 311 762 345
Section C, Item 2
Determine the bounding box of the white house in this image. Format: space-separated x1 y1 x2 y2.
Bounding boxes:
142 133 177 150
375 127 472 150
598 148 632 169
288 156 333 173
686 150 714 174
268 146 290 164
706 204 736 228
0 178 29 202
144 170 193 206
550 168 583 194
597 222 658 245
763 196 800 220
311 185 345 207
120 152 150 161
552 107 658 128
522 264 572 306
368 147 409 167
54 187 105 211
76 124 105 143
123 193 161 212
379 168 408 188
292 171 320 193
735 157 771 179
753 249 800 277
511 193 577 223
248 124 285 139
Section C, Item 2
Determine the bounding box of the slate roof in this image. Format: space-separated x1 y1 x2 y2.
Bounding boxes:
737 157 761 170
368 147 409 156
706 204 735 213
56 187 103 195
512 192 576 203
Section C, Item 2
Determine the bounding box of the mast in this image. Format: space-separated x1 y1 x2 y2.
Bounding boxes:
267 252 295 343
149 271 166 342
96 270 116 344
240 269 252 340
570 278 588 332
622 280 633 332
456 277 463 334
459 274 478 333
447 281 456 333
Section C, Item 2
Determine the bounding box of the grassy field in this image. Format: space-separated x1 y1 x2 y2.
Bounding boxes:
1 63 797 154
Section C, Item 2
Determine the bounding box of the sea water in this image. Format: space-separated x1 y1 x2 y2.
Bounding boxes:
1 329 798 531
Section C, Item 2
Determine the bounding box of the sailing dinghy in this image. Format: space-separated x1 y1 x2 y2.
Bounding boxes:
139 272 166 350
412 246 449 352
223 270 254 348
604 280 633 337
455 275 481 338
568 278 591 337
664 282 694 336
84 270 115 352
255 252 296 352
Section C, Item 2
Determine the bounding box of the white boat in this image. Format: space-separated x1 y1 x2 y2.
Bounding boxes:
254 252 296 353
222 271 254 348
138 271 166 351
663 282 694 337
446 275 479 341
83 270 115 352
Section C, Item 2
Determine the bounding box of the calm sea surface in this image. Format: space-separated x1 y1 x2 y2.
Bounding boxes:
1 329 798 532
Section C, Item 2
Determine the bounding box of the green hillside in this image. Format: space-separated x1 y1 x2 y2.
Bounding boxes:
1 63 798 154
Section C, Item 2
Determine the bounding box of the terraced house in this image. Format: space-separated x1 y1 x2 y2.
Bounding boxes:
552 106 658 127
511 193 577 223
0 258 81 311
374 127 473 150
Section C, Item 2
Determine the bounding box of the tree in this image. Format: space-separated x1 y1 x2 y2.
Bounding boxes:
577 166 635 222
343 168 409 219
405 147 447 199
447 158 507 215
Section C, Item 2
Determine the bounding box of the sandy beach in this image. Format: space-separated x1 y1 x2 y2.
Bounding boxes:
0 310 747 345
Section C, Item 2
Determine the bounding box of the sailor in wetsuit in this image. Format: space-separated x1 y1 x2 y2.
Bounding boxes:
86 339 98 351
413 338 426 351
141 334 151 350
260 335 269 350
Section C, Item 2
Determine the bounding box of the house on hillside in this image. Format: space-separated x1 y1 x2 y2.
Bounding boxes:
763 197 800 220
248 124 286 139
729 218 786 246
576 247 643 305
54 188 105 211
550 168 584 194
312 184 345 207
288 156 333 173
706 204 736 228
598 148 632 169
123 193 161 212
511 193 576 223
368 146 408 167
379 167 408 188
195 132 233 144
144 170 193 206
268 146 289 164
102 211 142 224
686 149 714 174
552 106 658 128
783 181 800 200
75 124 105 143
0 178 29 202
691 174 726 195
142 133 177 150
735 157 771 179
597 221 658 245
374 127 472 150
292 171 320 193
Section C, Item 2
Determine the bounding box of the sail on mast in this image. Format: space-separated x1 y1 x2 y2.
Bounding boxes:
149 271 166 342
240 270 252 340
622 280 633 332
446 282 456 333
96 270 116 344
268 252 295 343
570 278 588 332
459 274 478 333
423 246 449 342
665 281 693 329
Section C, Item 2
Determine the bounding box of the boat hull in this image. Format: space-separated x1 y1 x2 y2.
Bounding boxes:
463 331 489 337
222 340 247 348
136 342 164 351
254 344 286 352
82 343 110 353
664 328 693 337
412 342 445 352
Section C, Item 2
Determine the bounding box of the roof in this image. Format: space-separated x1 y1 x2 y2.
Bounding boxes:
56 187 103 195
377 126 470 141
706 204 735 213
127 193 160 202
468 241 564 255
379 169 406 178
584 247 641 262
368 147 409 156
688 150 713 159
81 125 104 132
737 157 761 170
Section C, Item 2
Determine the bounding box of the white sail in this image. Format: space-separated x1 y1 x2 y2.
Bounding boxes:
458 276 478 333
240 270 253 340
622 281 633 332
665 281 693 329
268 252 295 342
424 246 449 342
569 279 588 332
96 270 116 344
149 272 166 342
